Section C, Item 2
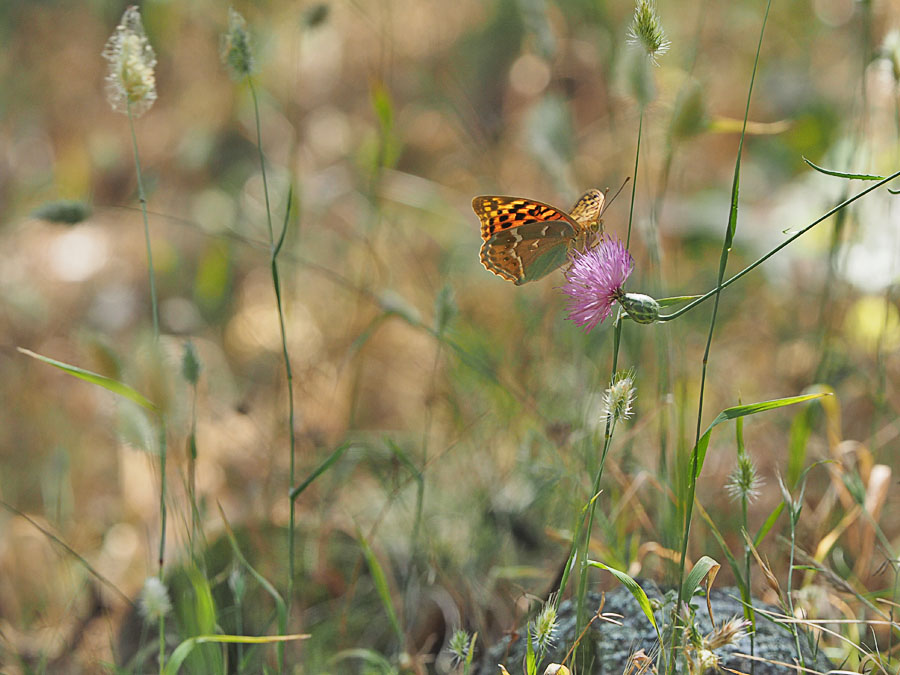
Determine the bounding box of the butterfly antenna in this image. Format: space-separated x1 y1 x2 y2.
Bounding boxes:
599 177 631 218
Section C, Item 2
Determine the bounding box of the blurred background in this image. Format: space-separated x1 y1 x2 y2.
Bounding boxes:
2 0 900 671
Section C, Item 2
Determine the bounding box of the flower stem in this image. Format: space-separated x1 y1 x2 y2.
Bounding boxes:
127 102 159 339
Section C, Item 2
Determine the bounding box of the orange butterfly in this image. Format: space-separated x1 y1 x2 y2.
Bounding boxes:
472 189 605 284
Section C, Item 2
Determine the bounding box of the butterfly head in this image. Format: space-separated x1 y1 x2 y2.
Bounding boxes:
569 188 605 249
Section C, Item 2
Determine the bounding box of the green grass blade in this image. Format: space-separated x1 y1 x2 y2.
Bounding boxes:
289 442 351 501
802 157 885 180
587 561 659 639
681 555 720 600
273 187 292 258
217 506 288 642
695 501 746 593
694 393 828 478
18 348 158 413
331 648 396 674
525 622 537 675
358 530 404 646
165 633 309 675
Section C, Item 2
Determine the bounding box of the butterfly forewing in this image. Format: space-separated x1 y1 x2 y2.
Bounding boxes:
472 196 577 241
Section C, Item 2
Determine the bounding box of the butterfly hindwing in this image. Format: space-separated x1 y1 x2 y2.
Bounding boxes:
479 221 575 285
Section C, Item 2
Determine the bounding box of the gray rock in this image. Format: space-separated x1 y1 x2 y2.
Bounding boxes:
473 584 833 674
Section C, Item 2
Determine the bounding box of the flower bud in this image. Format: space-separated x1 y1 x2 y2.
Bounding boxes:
620 293 660 324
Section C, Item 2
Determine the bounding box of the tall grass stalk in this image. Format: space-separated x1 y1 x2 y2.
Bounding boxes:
669 2 771 670
221 9 296 667
127 104 160 339
249 75 297 663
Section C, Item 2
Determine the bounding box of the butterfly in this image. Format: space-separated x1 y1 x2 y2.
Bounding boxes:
472 189 605 285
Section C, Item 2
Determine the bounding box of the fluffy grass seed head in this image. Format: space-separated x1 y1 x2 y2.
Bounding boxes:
601 369 637 425
221 8 255 79
138 576 172 621
725 453 763 503
102 6 157 117
530 602 559 653
562 236 634 331
627 0 671 64
706 616 751 650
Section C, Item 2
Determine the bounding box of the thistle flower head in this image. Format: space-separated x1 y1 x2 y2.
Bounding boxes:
561 236 634 331
725 454 763 503
601 369 637 424
530 602 559 653
627 0 671 64
221 8 255 79
138 576 172 621
102 6 157 116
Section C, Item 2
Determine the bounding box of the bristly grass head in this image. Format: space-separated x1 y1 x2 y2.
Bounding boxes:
102 5 157 116
725 453 763 503
601 369 637 425
627 0 671 64
530 601 559 654
221 8 256 80
447 629 472 669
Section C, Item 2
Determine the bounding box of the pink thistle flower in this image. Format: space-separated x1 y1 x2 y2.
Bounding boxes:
561 236 634 331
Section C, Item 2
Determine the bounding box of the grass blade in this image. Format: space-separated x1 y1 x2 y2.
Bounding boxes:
165 633 309 675
587 561 660 639
694 393 828 478
803 157 885 180
358 529 405 647
18 348 158 413
289 442 351 501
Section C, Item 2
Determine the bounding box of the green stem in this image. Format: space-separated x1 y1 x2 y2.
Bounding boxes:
249 79 275 243
248 76 294 673
127 101 159 338
625 108 643 249
669 4 771 672
572 313 624 668
157 419 167 673
660 169 900 322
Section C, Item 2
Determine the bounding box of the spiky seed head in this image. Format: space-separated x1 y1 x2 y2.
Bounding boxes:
627 0 671 64
601 370 637 425
706 616 751 650
725 454 763 503
221 8 255 79
530 603 559 653
102 5 157 116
